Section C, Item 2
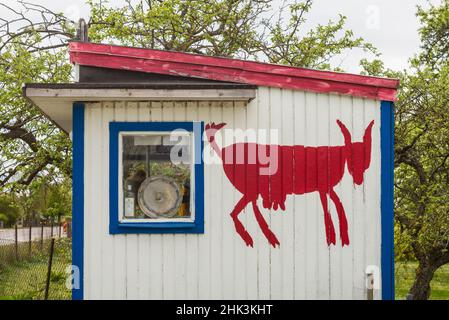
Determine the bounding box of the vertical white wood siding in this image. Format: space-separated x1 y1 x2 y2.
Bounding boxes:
83 87 382 300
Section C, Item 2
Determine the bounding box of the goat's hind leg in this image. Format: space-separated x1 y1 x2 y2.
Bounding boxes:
329 189 349 246
230 196 253 247
252 200 280 248
319 192 336 246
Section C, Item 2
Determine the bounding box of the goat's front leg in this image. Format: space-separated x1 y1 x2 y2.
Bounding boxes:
319 192 336 246
329 189 349 246
252 200 280 248
230 196 253 247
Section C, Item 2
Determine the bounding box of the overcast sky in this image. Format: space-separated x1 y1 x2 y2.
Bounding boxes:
2 0 441 73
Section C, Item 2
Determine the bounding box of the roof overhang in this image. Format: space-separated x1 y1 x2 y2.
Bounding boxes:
69 41 400 102
24 83 256 133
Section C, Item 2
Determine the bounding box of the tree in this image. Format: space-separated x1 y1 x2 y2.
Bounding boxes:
362 0 449 300
43 180 72 220
0 194 20 227
0 1 73 190
0 0 377 193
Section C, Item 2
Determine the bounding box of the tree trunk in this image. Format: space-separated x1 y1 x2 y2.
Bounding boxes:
409 261 437 300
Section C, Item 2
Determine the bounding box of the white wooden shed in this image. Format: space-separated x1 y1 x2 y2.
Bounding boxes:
24 41 398 300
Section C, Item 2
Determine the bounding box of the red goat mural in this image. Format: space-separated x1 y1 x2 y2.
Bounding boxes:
205 120 375 248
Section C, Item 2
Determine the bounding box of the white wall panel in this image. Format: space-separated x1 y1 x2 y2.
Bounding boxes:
83 87 382 299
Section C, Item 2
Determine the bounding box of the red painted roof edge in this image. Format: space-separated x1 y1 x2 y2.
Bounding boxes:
69 41 399 101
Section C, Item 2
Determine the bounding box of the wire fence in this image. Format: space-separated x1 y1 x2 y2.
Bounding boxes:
0 224 71 300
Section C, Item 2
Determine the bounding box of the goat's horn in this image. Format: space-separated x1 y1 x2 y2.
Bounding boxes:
336 120 351 146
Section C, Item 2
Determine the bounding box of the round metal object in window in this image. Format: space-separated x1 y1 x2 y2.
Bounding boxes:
137 175 182 218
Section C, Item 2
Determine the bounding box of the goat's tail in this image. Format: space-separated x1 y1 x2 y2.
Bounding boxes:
205 122 226 157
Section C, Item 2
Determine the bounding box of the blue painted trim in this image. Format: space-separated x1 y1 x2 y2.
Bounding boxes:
72 102 85 300
109 121 204 234
381 100 395 300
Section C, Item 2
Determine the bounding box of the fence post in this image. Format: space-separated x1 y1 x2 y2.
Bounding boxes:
14 224 18 261
58 214 61 238
28 224 32 258
40 223 44 249
44 238 55 300
51 219 54 238
67 220 72 239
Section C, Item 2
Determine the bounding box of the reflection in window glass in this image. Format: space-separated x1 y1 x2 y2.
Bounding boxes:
122 133 192 220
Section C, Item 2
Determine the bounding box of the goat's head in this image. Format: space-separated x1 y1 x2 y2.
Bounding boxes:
205 122 226 143
337 120 375 185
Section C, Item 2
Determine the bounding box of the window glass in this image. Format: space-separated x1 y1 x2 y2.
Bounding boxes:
121 132 192 221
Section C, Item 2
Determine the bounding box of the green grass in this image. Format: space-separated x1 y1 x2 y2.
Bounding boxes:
0 238 71 300
395 261 449 300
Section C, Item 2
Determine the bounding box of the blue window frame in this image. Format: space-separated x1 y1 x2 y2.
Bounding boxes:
109 121 204 234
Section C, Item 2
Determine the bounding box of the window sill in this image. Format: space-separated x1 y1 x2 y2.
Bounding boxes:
109 221 204 234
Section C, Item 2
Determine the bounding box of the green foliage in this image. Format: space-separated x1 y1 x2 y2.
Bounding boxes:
0 194 20 227
264 1 377 69
395 5 449 265
18 178 72 221
43 181 72 219
88 0 270 57
0 3 74 191
416 0 449 68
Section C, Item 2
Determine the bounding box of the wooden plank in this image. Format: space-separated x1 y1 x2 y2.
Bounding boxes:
244 98 259 299
352 97 367 299
199 101 215 299
25 87 256 101
161 101 176 299
69 42 399 89
137 102 151 300
112 101 128 299
221 100 235 299
99 102 115 299
304 92 319 299
233 100 248 299
173 101 188 300
87 103 103 299
329 95 343 300
363 99 382 300
269 88 283 299
339 95 355 300
280 89 295 299
256 87 271 299
71 52 397 101
373 100 382 300
185 101 200 300
316 93 331 300
293 91 307 299
125 101 140 300
148 101 164 299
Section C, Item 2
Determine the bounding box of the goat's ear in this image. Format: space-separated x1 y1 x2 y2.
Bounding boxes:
336 120 351 146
